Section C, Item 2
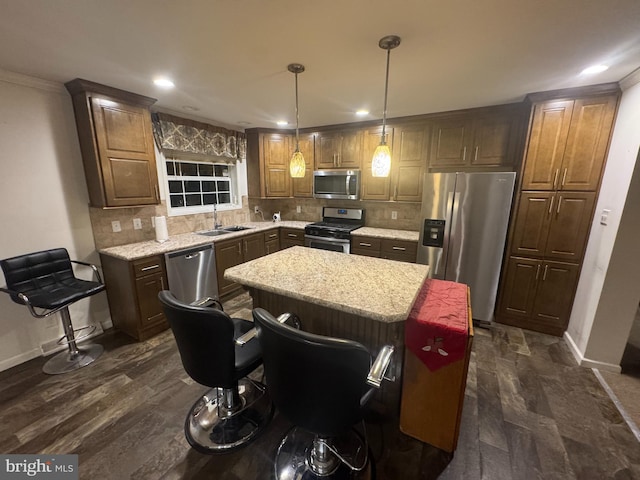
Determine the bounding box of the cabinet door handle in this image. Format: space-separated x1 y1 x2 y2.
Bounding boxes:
237 243 242 255
561 168 567 187
462 146 467 161
542 264 549 281
360 242 372 247
244 241 248 253
535 264 541 280
556 196 562 215
141 265 160 271
474 146 479 161
392 246 406 251
548 195 554 215
553 169 559 189
394 185 398 201
154 184 160 201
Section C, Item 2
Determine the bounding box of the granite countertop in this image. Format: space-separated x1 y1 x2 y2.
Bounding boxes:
352 227 420 242
99 221 310 261
224 246 429 323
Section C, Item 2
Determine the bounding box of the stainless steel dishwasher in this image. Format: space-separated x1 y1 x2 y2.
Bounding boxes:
164 244 218 305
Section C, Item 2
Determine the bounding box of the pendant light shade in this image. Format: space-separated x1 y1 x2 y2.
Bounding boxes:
288 63 306 178
372 35 401 178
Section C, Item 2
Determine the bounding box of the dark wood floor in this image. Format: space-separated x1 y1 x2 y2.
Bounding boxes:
1 291 639 479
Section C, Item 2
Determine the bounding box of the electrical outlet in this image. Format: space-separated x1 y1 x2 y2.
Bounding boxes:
296 206 301 213
254 206 260 214
391 211 398 220
111 220 121 232
133 218 142 230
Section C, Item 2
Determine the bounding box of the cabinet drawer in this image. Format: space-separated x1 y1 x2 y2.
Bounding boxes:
132 256 164 278
280 228 304 242
381 239 417 262
351 236 382 252
264 229 280 242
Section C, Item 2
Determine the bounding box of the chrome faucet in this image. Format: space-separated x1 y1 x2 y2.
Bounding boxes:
213 204 222 230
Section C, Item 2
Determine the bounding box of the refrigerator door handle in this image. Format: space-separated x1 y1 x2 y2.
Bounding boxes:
439 190 456 278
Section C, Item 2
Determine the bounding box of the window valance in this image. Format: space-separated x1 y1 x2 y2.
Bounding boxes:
152 112 246 161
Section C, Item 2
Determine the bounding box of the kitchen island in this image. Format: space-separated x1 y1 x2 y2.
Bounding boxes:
224 246 430 409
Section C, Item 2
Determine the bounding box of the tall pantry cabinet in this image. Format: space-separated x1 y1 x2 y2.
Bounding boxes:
496 85 619 336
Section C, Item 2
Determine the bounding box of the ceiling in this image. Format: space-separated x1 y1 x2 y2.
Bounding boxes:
1 0 640 131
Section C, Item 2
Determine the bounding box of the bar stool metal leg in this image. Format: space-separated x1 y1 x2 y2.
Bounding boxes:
42 307 103 375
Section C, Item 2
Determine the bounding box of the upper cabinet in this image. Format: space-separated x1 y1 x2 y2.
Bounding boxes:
246 130 315 198
390 123 429 202
315 130 362 169
361 122 429 203
429 105 522 170
521 94 618 191
65 79 159 208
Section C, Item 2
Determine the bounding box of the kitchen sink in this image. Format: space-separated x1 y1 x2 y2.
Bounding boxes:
222 225 252 232
197 229 232 237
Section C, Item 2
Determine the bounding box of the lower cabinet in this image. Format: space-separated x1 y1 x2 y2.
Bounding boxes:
280 228 305 249
264 228 281 254
215 232 266 297
497 256 580 336
100 254 169 341
351 236 417 263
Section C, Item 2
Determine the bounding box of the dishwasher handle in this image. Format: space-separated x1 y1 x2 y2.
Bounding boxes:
166 244 213 259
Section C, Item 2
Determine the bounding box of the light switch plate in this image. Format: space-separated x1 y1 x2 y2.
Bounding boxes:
600 209 611 226
391 211 398 220
296 206 301 213
133 218 142 230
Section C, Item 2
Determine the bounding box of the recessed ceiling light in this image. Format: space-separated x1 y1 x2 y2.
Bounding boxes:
581 65 609 76
237 121 252 126
277 120 288 126
153 77 175 88
182 105 199 112
356 109 369 116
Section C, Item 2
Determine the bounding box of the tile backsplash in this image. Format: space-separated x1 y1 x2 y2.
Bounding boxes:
89 196 421 250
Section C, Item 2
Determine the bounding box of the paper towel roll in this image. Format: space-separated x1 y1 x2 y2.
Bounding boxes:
155 216 169 243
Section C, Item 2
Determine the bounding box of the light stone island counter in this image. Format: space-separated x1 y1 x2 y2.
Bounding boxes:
352 226 419 242
225 246 429 410
99 221 310 260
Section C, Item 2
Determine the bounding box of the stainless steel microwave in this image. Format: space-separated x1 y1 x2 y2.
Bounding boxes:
313 170 360 200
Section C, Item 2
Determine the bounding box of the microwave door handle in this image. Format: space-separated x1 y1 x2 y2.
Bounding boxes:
345 174 351 195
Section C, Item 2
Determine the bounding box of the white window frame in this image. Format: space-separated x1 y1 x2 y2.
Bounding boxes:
163 156 242 217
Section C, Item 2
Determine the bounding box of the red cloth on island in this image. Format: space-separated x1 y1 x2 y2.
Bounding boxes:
405 279 469 371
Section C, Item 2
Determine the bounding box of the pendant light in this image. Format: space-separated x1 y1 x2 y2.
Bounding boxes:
288 63 306 178
372 35 401 178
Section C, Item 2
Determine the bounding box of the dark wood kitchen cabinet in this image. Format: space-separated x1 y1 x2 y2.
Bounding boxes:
497 85 620 336
429 105 522 170
351 235 417 263
521 95 617 191
264 229 281 254
246 131 315 198
215 232 266 296
390 123 430 202
280 228 305 249
498 256 580 336
100 254 169 341
510 191 595 263
65 79 159 208
315 129 362 169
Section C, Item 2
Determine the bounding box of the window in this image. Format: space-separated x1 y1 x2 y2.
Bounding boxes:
165 159 239 215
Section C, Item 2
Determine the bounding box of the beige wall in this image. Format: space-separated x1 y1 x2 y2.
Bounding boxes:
565 71 640 371
0 71 110 371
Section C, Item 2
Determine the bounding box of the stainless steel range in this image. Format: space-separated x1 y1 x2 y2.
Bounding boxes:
304 207 365 253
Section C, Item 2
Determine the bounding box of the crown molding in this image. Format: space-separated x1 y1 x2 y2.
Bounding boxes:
620 67 640 90
0 69 66 93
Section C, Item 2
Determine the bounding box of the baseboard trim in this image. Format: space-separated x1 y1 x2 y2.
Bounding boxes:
564 331 622 373
593 368 640 443
0 348 42 373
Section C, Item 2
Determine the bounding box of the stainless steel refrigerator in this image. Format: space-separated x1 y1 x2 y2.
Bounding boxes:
417 172 516 324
